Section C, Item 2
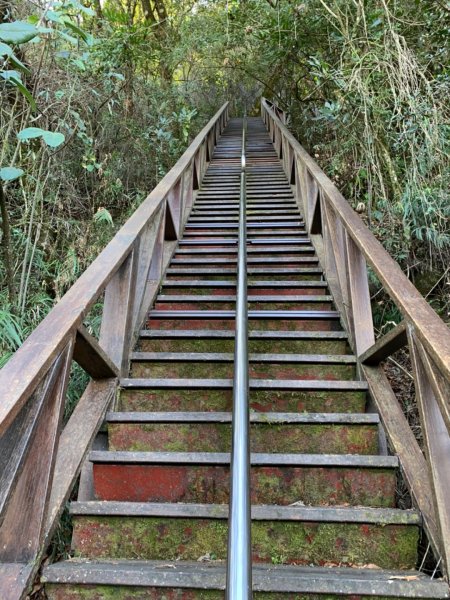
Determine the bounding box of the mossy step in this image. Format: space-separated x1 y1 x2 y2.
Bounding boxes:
154 296 333 312
118 379 367 413
130 352 355 381
91 450 396 507
106 411 376 454
146 311 341 332
70 502 420 569
43 560 450 599
170 258 319 267
138 335 348 355
160 281 329 297
166 267 323 283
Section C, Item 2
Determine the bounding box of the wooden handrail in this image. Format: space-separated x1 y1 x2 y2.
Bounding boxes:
261 97 450 577
0 101 229 599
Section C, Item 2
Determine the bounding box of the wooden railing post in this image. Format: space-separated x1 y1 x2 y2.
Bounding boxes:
0 342 74 575
408 329 450 574
99 244 139 377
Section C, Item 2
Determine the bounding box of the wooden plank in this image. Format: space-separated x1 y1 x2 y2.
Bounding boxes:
90 451 395 469
74 325 118 378
106 411 378 424
408 331 450 573
99 245 138 376
0 341 74 562
44 378 116 539
130 204 165 337
140 330 347 340
130 352 356 364
0 102 228 434
0 376 49 521
345 232 375 356
69 500 420 524
148 310 339 319
120 378 368 391
361 364 441 559
41 559 450 598
360 321 408 365
416 338 450 435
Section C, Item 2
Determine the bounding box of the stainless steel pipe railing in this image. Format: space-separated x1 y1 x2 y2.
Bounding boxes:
226 117 251 600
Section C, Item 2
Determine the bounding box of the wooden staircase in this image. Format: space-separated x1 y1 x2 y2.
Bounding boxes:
41 117 449 599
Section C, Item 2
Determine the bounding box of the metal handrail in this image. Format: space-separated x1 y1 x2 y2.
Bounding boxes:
226 116 252 600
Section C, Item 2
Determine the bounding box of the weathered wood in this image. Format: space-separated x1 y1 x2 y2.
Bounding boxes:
0 341 73 562
361 364 441 559
74 325 118 378
70 500 420 524
344 231 375 356
120 377 368 391
321 200 350 335
0 375 50 522
130 204 165 339
106 411 378 424
360 321 408 365
130 351 356 364
42 560 450 597
408 330 450 573
44 378 116 538
99 245 139 376
90 450 395 469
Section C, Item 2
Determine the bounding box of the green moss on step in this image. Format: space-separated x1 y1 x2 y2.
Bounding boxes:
45 584 403 600
118 388 367 413
72 516 418 569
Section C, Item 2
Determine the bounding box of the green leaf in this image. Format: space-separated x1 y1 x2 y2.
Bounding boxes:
57 30 78 45
0 21 38 44
0 166 24 182
63 19 88 42
94 207 114 226
0 69 22 81
0 41 13 56
17 127 65 148
42 131 65 148
17 126 45 141
45 10 63 24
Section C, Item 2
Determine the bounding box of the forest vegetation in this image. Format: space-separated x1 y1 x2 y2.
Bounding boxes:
1 0 449 369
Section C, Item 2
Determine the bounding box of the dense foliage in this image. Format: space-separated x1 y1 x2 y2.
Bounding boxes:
1 0 449 365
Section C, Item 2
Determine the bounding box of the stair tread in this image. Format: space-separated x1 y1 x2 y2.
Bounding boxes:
148 310 339 318
90 451 395 468
106 411 377 424
70 501 420 524
42 559 450 597
120 378 368 390
139 329 347 339
130 352 355 363
157 294 332 301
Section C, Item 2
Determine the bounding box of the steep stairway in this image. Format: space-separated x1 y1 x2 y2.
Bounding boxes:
43 118 448 599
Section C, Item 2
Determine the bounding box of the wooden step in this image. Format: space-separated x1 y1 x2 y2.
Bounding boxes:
118 378 368 413
106 411 376 454
70 502 420 569
154 295 333 311
129 352 356 380
165 267 323 281
43 560 450 599
91 450 396 507
160 280 329 296
138 329 349 354
146 310 341 332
